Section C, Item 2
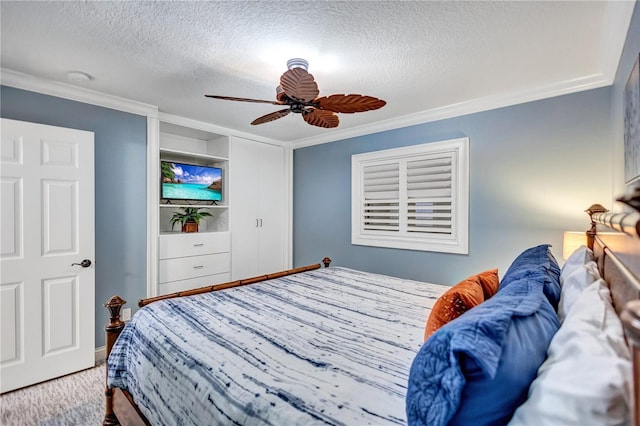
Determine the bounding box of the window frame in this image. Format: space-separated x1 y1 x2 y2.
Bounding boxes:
351 137 469 254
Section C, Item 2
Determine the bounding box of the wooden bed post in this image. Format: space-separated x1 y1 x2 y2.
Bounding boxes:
622 301 640 426
103 295 127 426
585 203 608 250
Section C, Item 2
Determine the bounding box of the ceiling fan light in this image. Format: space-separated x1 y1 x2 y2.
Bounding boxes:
286 58 308 71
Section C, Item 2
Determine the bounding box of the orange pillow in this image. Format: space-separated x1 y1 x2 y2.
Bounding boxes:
424 269 499 341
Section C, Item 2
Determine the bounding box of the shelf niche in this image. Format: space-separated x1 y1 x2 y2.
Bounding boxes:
159 121 229 234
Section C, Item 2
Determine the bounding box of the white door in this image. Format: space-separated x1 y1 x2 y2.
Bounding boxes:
230 137 260 280
230 138 285 280
1 118 95 393
257 142 284 275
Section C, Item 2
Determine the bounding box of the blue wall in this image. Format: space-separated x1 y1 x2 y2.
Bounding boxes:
1 86 148 348
294 2 640 286
293 87 614 285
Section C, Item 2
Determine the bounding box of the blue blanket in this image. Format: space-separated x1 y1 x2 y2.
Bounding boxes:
108 267 448 426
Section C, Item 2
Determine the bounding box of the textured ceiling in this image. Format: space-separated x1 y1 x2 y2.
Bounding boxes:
0 1 634 146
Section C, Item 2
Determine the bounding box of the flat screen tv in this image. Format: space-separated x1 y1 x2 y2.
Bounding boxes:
161 161 222 202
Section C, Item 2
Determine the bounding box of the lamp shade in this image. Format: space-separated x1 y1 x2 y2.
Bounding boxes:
563 231 586 260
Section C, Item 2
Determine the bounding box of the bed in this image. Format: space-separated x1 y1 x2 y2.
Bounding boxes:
102 199 640 426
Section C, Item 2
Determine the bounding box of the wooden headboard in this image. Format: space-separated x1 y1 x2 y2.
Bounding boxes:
586 200 640 426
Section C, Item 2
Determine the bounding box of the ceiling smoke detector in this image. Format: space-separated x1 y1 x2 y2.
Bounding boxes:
67 71 92 82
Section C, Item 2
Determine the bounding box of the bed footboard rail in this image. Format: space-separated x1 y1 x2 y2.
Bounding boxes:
138 259 331 307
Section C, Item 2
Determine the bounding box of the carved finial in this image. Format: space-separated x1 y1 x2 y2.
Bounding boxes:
616 184 640 213
322 257 332 268
585 203 608 216
104 295 126 326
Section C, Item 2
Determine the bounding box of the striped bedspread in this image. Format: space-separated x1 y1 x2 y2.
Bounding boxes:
107 266 447 425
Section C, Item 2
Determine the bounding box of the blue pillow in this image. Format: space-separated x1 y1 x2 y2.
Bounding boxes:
406 274 559 426
500 244 561 310
449 298 558 425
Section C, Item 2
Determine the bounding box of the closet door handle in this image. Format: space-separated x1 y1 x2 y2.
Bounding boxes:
259 219 263 227
256 219 259 227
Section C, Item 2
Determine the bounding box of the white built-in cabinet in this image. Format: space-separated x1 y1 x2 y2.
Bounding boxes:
158 232 231 294
149 116 290 298
229 137 286 280
157 122 231 295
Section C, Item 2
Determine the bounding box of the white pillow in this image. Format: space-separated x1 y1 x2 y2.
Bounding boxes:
508 279 631 426
557 261 601 321
560 245 593 279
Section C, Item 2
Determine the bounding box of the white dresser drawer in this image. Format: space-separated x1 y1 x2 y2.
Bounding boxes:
159 232 230 259
159 252 230 283
158 272 231 295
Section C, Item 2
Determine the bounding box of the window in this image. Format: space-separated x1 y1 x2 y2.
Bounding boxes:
351 137 469 254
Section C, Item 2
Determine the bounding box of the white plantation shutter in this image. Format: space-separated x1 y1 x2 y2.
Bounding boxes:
362 162 400 232
352 138 468 254
406 154 453 235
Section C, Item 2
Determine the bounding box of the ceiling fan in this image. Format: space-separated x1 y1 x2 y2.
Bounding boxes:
205 58 386 128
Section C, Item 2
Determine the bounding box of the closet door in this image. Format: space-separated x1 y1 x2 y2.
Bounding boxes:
256 142 284 275
230 138 285 280
230 137 260 280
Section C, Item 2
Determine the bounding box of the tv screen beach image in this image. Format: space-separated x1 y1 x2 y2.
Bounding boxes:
161 162 222 201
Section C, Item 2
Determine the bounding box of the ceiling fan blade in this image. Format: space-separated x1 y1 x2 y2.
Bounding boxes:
303 109 339 128
315 94 386 113
205 95 281 105
251 109 291 125
280 68 319 102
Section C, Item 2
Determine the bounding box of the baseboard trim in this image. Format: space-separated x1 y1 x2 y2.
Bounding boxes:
95 346 106 364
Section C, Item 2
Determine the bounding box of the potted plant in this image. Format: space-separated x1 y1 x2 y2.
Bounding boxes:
170 207 213 233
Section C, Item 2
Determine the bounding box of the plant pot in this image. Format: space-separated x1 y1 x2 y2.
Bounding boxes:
182 222 198 233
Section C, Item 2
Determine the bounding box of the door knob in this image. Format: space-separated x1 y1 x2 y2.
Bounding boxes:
71 259 92 268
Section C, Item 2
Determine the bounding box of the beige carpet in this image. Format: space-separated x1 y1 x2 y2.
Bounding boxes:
0 364 104 425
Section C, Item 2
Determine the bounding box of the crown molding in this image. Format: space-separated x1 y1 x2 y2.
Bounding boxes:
1 68 158 118
0 68 287 146
292 73 611 149
292 2 636 149
0 66 614 151
157 112 283 146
